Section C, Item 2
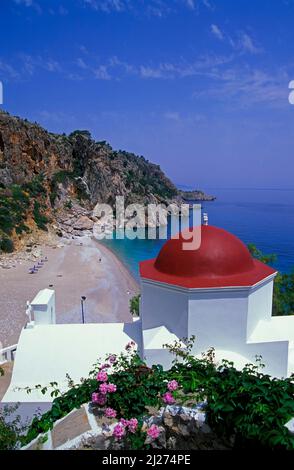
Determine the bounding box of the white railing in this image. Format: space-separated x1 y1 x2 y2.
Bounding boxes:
0 344 17 364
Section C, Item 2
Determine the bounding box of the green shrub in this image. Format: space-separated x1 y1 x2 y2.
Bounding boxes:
130 294 140 316
248 244 294 316
0 236 14 253
22 174 46 198
273 271 294 316
0 205 14 234
33 201 49 231
15 224 30 235
51 170 75 185
0 181 36 242
0 405 26 450
68 130 92 140
21 339 294 450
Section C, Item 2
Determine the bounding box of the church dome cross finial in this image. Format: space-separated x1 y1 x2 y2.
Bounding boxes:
203 212 208 226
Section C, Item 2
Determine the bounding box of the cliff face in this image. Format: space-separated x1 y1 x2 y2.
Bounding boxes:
0 110 181 251
0 111 178 208
0 111 215 252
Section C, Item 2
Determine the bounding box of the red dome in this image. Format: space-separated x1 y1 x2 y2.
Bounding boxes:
140 225 276 289
155 226 254 277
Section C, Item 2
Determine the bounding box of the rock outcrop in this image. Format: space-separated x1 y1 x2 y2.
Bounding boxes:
0 111 179 208
0 110 215 252
21 403 233 451
179 189 216 201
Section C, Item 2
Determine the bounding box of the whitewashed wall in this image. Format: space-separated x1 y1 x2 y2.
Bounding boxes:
141 280 189 340
140 278 290 378
247 278 274 338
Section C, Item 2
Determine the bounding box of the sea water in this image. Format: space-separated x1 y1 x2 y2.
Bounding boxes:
101 188 294 279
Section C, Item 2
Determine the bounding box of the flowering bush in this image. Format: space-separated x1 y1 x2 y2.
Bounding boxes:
107 383 117 393
107 354 117 365
162 392 175 404
110 417 162 449
112 423 125 440
146 424 160 440
99 383 109 395
92 392 107 406
96 370 108 382
127 418 138 434
104 408 117 418
21 337 294 450
167 380 179 391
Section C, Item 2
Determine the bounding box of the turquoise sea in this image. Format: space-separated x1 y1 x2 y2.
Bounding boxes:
102 188 294 280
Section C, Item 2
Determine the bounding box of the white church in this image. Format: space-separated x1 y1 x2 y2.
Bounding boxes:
1 223 294 412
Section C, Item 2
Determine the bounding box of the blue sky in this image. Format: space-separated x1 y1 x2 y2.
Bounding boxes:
1 0 294 190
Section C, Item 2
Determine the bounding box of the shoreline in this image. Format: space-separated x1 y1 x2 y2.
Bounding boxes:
0 236 139 348
95 238 138 283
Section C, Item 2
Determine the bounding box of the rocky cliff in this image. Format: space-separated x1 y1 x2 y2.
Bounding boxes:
0 110 213 252
0 111 179 207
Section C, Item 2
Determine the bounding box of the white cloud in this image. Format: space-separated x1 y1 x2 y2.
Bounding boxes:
209 24 263 56
83 0 127 12
192 66 289 108
83 0 213 16
211 24 224 41
19 55 61 75
202 0 214 9
39 110 75 124
140 65 165 79
0 54 62 82
164 111 206 126
239 33 262 54
94 65 111 80
0 60 19 79
185 0 195 10
135 55 235 80
76 58 88 70
69 53 235 82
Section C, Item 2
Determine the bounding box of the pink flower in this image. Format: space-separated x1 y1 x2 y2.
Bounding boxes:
107 383 117 393
167 380 179 391
97 394 107 405
118 417 138 433
113 423 125 440
125 341 136 350
120 418 129 427
99 383 109 395
128 418 138 433
92 392 107 406
104 408 117 418
97 370 108 382
163 392 175 404
100 363 110 369
92 392 100 403
108 354 117 364
147 424 160 440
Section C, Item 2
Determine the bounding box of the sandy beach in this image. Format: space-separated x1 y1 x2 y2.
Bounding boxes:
0 237 139 348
